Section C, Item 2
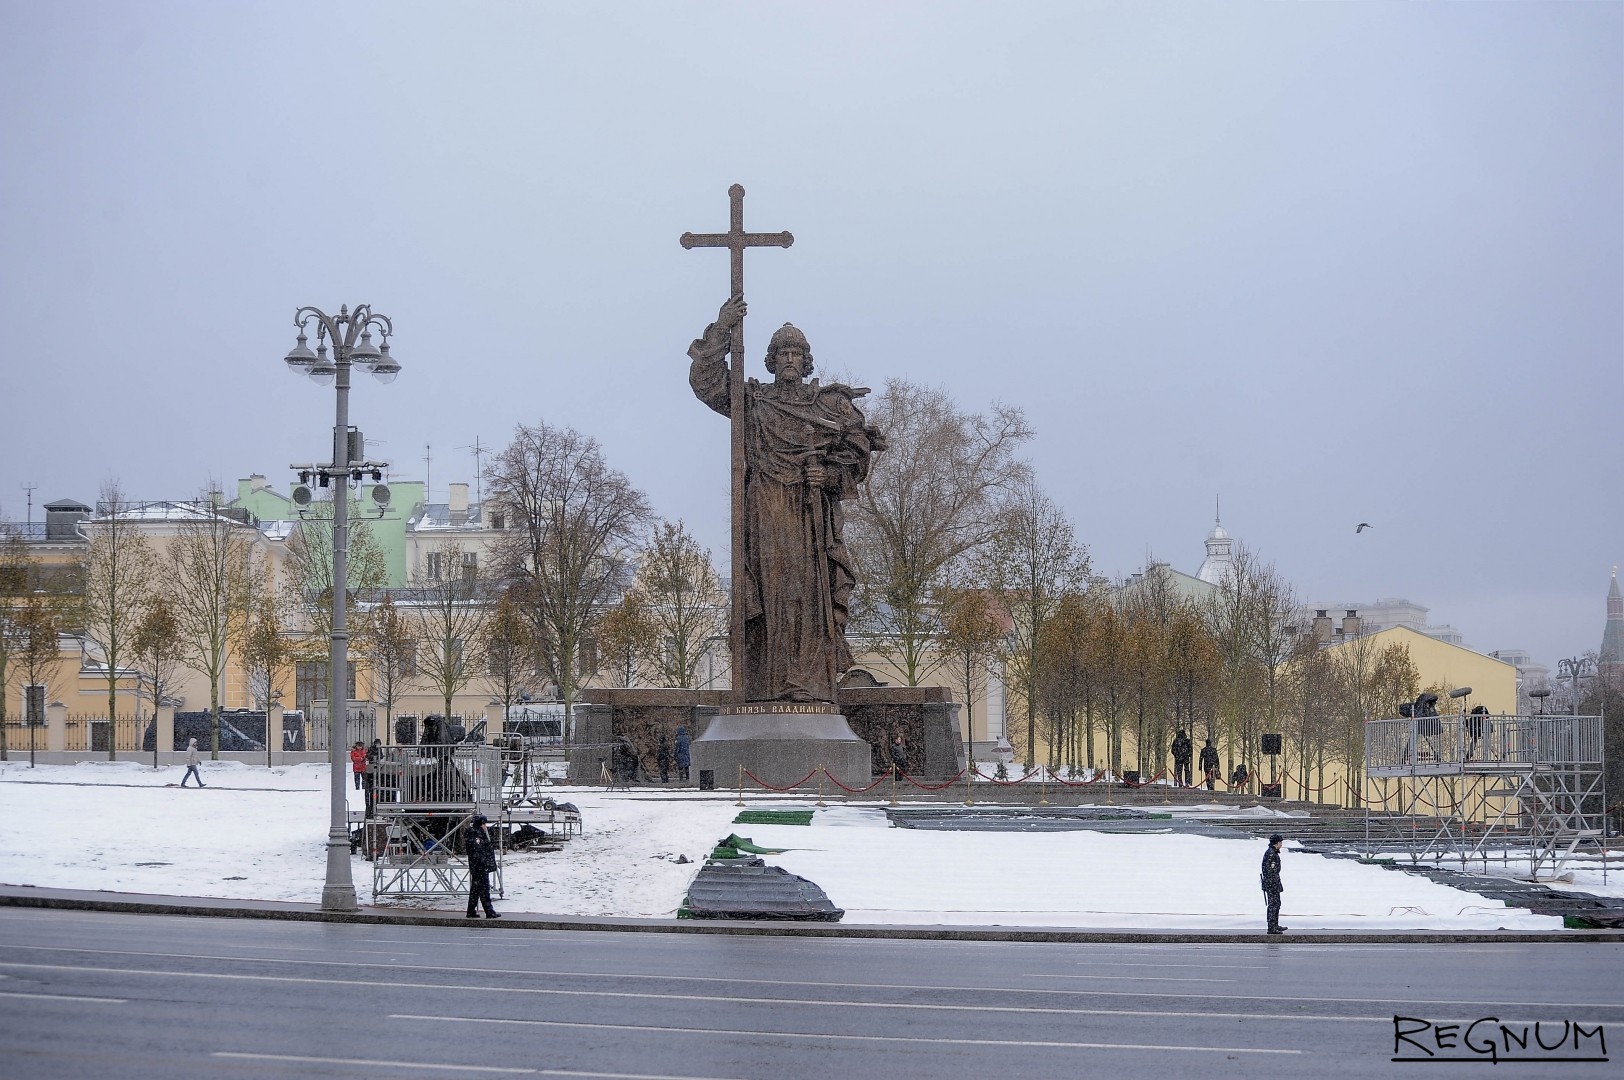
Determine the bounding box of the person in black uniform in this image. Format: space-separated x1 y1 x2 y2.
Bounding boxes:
1171 729 1192 787
1199 738 1220 791
1261 833 1285 935
464 814 501 919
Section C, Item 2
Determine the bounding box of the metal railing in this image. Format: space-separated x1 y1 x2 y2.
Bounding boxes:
365 744 506 807
64 715 146 753
1366 714 1604 773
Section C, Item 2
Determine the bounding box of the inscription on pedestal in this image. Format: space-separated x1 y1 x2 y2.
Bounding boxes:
733 702 841 716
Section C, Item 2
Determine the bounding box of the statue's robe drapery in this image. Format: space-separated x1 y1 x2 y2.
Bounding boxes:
689 329 877 703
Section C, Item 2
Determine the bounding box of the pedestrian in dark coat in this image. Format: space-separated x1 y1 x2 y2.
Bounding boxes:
1171 729 1193 787
181 737 205 788
464 814 500 919
890 735 908 779
656 733 672 783
1261 833 1285 934
1199 739 1220 791
673 726 691 782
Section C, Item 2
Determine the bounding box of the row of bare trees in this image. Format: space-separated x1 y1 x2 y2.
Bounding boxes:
841 380 1433 799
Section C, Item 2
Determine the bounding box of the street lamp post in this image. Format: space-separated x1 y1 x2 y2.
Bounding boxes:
283 303 400 912
1556 656 1595 716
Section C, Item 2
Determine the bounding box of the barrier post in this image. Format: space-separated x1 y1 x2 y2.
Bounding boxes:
890 767 898 806
964 761 974 806
1039 767 1049 806
817 764 826 807
736 764 746 807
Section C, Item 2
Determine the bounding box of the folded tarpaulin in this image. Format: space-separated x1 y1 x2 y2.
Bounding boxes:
679 861 844 921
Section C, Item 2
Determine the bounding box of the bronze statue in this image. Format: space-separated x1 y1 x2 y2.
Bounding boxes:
689 296 885 702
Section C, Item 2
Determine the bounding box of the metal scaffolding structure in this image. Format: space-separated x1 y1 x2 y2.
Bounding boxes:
1364 713 1607 879
364 744 506 900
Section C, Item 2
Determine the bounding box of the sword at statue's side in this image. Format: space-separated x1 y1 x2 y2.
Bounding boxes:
679 184 793 704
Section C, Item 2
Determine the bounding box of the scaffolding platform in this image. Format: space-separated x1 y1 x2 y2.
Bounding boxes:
1364 714 1607 879
361 745 507 900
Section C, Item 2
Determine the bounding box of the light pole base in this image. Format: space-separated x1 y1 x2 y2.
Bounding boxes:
321 833 359 912
321 886 360 913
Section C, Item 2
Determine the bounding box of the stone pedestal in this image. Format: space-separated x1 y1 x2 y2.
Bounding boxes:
692 704 871 791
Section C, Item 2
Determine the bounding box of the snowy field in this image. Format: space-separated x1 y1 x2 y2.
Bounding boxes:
0 759 1605 932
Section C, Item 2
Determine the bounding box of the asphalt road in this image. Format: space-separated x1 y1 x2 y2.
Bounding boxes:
0 908 1619 1079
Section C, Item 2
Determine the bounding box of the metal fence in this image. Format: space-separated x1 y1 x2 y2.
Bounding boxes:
1366 714 1604 774
304 710 380 752
64 715 146 753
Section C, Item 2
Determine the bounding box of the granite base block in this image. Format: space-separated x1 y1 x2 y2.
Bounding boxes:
691 711 872 792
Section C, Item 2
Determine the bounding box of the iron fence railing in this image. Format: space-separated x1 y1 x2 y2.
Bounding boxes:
1366 714 1604 772
64 715 146 753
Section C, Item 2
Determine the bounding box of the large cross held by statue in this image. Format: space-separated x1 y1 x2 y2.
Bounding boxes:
679 184 793 700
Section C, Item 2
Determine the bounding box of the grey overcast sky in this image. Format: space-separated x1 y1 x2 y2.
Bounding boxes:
2 2 1619 671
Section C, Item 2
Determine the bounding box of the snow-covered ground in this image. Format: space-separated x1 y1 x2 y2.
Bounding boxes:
0 759 1606 931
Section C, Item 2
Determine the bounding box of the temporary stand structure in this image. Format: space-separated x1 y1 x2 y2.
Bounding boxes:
366 743 506 899
1364 713 1607 880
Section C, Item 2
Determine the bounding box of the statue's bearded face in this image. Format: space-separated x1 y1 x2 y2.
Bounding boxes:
773 345 808 383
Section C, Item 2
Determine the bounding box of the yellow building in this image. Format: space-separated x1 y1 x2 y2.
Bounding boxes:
1329 624 1518 716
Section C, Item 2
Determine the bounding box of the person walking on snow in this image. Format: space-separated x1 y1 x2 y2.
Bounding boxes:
464 813 501 919
1199 738 1220 791
181 737 205 788
1171 729 1192 787
1261 833 1286 934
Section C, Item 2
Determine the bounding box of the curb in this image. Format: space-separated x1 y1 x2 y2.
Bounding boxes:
3 885 1620 944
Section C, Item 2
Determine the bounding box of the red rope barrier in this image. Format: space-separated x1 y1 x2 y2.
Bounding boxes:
740 766 820 793
822 769 891 794
970 766 1044 786
899 768 967 792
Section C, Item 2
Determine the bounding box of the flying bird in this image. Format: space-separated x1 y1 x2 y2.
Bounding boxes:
1356 522 1373 533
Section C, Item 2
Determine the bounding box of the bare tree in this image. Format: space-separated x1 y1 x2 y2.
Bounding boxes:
482 584 541 720
1203 544 1266 777
167 496 254 757
237 546 294 712
283 504 389 653
635 519 728 689
938 582 1007 776
0 526 35 760
78 481 158 759
487 421 651 726
14 591 61 740
594 590 661 689
407 539 490 720
980 484 1090 769
1032 589 1095 773
1244 559 1298 791
847 380 1032 685
131 596 183 754
361 593 417 736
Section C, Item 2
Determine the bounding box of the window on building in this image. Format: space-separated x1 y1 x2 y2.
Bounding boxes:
462 551 478 584
425 551 443 581
295 661 358 713
491 512 505 530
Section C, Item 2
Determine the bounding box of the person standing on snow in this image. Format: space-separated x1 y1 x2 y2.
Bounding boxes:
1261 833 1286 935
673 726 691 782
349 741 367 790
464 813 501 919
